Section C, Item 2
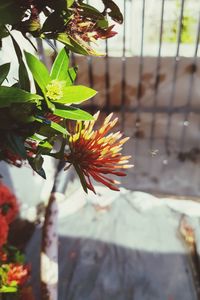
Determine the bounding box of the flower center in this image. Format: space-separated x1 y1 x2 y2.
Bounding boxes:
46 80 64 101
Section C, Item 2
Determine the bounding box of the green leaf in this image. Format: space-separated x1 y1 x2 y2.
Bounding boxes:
32 138 54 155
0 286 17 292
35 117 68 135
6 134 26 159
66 67 77 86
56 33 103 56
11 35 22 60
41 11 65 34
24 51 51 94
28 156 46 179
67 0 75 7
50 48 69 81
0 25 9 39
97 19 109 29
78 3 105 20
56 33 88 55
47 0 67 11
0 63 10 85
50 121 68 135
54 106 94 121
52 85 97 105
73 163 88 193
19 59 30 91
101 0 123 24
46 97 55 112
0 86 43 107
15 251 25 264
10 35 30 91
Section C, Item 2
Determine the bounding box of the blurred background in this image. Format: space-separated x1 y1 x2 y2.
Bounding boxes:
73 0 200 197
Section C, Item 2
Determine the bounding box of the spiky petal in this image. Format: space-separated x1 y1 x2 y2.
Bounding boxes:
65 112 133 193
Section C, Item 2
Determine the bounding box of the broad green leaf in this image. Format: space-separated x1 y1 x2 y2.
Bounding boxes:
24 51 51 94
52 86 97 105
0 63 10 85
50 48 69 81
0 86 43 107
54 106 94 121
66 67 77 86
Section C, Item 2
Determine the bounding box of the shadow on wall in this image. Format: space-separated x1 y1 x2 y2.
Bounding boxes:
26 231 197 300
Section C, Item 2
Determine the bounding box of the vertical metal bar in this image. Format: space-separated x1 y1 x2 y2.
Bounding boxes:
86 0 95 102
120 0 127 131
87 57 94 88
136 0 145 113
105 40 111 114
134 0 145 154
165 0 185 155
150 0 165 149
179 12 200 151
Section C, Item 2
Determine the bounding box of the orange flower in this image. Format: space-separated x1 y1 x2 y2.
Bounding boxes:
65 112 133 193
6 263 30 286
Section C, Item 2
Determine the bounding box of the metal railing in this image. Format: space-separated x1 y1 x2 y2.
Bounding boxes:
39 0 200 196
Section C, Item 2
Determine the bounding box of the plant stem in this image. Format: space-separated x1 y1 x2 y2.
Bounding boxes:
40 193 59 300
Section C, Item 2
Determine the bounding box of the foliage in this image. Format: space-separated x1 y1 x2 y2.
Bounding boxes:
0 0 124 180
163 0 196 44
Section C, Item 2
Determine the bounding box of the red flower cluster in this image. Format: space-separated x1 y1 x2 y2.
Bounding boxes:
67 8 117 44
0 183 18 250
6 263 30 286
0 183 19 224
0 183 30 292
0 215 8 248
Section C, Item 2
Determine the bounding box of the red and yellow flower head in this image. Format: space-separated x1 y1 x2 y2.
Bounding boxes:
65 112 133 193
